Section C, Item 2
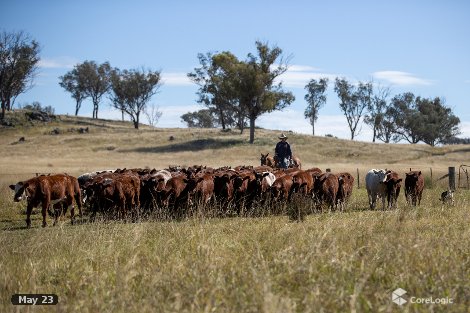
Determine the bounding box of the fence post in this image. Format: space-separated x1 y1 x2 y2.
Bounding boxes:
449 167 456 191
357 168 360 189
430 167 433 188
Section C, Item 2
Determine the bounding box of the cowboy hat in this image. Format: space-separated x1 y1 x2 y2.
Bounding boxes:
278 133 288 139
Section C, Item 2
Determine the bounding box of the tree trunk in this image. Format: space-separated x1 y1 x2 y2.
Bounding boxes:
372 126 376 143
122 110 125 121
312 122 315 136
134 112 140 129
75 101 80 116
1 101 5 120
93 99 99 119
249 116 255 144
219 107 226 130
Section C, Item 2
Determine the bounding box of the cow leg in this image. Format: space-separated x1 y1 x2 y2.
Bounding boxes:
69 203 75 225
52 203 60 226
25 203 33 228
367 190 373 209
41 201 49 227
75 192 83 218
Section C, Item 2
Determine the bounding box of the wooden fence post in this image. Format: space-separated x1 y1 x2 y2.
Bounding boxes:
449 167 456 191
357 168 360 189
430 167 433 188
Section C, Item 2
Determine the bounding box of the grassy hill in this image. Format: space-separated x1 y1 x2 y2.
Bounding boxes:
1 111 469 312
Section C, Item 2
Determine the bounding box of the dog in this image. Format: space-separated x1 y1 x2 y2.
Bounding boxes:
440 189 455 205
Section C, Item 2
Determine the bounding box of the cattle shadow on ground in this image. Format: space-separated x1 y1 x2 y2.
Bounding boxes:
120 138 245 154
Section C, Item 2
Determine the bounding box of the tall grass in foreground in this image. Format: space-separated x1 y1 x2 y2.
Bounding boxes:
1 187 469 312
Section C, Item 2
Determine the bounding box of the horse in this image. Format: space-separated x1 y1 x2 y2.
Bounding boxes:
262 153 301 169
260 153 276 167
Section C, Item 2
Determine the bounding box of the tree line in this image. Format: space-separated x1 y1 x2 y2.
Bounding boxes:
183 45 460 146
0 30 462 145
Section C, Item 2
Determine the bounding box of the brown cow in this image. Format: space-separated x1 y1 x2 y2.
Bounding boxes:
313 173 339 209
88 173 140 220
337 172 355 209
405 170 424 206
270 174 294 202
232 171 257 214
289 170 314 201
191 173 215 206
383 171 402 209
213 170 236 209
161 173 199 216
10 174 82 228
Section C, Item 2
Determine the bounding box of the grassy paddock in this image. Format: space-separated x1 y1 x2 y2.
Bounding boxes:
1 113 470 312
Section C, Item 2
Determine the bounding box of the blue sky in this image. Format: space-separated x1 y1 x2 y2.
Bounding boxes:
2 0 470 140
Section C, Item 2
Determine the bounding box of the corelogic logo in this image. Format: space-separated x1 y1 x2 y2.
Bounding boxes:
391 288 454 306
392 288 407 306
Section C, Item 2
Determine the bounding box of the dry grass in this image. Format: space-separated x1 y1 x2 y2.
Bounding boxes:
1 112 470 312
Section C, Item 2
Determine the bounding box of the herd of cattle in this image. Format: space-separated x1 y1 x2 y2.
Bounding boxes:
8 154 431 228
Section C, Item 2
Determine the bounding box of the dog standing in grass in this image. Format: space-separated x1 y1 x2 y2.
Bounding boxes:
440 189 455 205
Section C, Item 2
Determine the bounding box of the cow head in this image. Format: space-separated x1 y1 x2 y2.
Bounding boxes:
405 171 421 183
9 182 30 202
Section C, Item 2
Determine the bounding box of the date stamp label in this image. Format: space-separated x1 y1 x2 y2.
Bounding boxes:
11 294 58 305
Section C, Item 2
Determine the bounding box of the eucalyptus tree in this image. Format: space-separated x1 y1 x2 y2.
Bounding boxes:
304 78 328 135
388 92 422 144
78 61 112 119
188 42 294 143
0 31 40 119
334 78 371 140
238 41 295 143
181 109 216 128
415 97 460 146
59 67 87 115
109 68 162 129
188 52 239 130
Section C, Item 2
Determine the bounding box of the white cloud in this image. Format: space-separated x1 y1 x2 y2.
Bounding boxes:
161 72 193 86
275 64 338 88
38 57 78 69
458 121 470 138
372 71 433 86
288 65 322 72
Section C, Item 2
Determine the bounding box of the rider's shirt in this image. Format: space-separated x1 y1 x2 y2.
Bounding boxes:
275 141 292 160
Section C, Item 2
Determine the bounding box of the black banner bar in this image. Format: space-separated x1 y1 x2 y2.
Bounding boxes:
11 294 58 305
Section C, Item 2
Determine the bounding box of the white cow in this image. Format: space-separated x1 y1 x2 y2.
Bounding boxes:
365 169 389 209
153 169 173 191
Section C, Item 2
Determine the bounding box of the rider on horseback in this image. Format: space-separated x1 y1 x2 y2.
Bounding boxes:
275 133 292 169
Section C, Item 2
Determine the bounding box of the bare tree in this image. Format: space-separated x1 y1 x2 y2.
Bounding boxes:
144 103 163 127
363 84 391 142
